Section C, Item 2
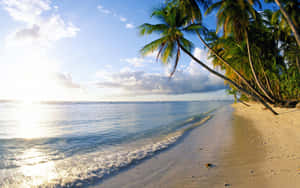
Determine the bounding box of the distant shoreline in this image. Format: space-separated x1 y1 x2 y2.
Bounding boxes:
0 99 234 104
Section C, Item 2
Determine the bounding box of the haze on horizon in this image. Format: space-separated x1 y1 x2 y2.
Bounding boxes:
0 0 232 102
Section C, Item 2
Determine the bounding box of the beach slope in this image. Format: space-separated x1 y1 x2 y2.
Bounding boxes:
95 103 300 188
226 102 300 188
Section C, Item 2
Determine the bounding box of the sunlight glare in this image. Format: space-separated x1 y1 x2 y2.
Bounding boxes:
19 148 59 187
5 50 63 102
15 102 48 139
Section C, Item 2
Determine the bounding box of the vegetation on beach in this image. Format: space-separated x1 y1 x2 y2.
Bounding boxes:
139 0 300 115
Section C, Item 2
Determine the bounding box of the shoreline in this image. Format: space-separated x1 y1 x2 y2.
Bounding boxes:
93 103 300 188
93 105 234 188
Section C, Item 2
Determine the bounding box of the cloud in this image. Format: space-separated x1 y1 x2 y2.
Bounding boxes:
0 0 82 101
14 24 40 40
120 57 154 67
97 5 111 14
95 69 225 95
96 48 226 95
52 73 81 89
125 23 134 29
3 0 79 46
190 47 217 72
96 4 135 29
120 16 127 22
0 62 82 101
146 50 159 58
3 0 51 23
120 49 160 67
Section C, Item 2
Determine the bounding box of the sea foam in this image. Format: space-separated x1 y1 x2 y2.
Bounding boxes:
0 115 211 188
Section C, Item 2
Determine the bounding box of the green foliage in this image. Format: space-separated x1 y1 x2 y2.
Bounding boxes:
139 5 206 76
140 0 300 102
205 0 300 101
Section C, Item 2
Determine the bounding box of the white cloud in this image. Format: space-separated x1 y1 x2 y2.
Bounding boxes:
96 48 226 96
139 50 159 59
190 47 215 72
96 4 135 30
95 66 224 95
120 16 127 22
120 50 159 67
0 0 81 101
95 69 225 95
97 5 111 14
125 23 134 29
3 0 79 47
14 24 40 40
105 64 113 69
3 0 51 23
120 57 154 67
52 72 81 89
0 55 82 101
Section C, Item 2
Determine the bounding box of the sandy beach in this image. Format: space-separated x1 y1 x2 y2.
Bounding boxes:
94 103 300 188
226 102 300 188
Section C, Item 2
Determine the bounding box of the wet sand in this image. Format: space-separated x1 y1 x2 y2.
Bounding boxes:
94 103 300 188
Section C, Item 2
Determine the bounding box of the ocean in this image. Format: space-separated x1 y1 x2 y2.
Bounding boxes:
0 101 231 187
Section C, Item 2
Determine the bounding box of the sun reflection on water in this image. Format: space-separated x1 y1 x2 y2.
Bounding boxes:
12 102 59 187
19 148 59 187
14 101 48 139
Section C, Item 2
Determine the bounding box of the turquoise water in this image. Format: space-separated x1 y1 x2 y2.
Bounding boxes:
0 101 231 187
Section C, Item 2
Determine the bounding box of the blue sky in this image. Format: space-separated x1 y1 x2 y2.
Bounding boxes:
0 0 234 101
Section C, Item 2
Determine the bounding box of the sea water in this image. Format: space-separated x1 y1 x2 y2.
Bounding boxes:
0 101 230 187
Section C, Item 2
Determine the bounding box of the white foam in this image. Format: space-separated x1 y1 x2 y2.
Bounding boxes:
0 115 211 187
0 131 183 188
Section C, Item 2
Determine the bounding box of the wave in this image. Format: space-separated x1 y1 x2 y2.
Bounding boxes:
0 114 212 188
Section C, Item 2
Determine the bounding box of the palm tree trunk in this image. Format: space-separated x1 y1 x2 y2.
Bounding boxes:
265 74 275 97
179 42 278 115
195 31 270 103
245 32 276 104
238 99 250 107
257 58 275 97
274 0 300 47
296 56 300 73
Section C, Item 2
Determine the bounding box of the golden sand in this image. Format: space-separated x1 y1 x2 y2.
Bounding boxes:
95 103 300 188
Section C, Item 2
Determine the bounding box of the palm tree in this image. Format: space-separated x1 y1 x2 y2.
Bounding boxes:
206 0 277 104
139 6 278 114
170 0 273 104
267 0 300 47
268 0 300 73
139 6 193 77
262 7 300 99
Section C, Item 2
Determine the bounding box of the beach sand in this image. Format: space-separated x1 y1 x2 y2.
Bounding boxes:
94 103 300 188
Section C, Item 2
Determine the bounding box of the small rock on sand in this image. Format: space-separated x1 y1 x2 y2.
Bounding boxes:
205 163 214 168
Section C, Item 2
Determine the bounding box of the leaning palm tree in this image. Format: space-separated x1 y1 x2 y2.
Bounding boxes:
169 0 272 104
206 0 276 104
139 6 278 114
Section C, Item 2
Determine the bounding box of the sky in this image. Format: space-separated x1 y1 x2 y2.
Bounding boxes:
0 0 234 102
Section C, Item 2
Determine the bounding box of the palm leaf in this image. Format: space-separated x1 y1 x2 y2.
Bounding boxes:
140 37 167 57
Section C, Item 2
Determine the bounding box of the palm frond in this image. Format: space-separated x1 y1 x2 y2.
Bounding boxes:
139 23 169 36
140 37 167 57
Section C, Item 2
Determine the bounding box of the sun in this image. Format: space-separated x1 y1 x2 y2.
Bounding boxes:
5 51 64 102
